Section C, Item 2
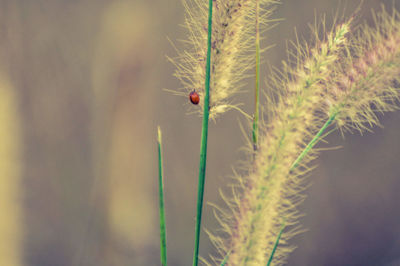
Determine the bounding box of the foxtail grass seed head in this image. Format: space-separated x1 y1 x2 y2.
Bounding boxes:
324 7 400 133
170 0 278 119
208 19 353 265
209 7 400 266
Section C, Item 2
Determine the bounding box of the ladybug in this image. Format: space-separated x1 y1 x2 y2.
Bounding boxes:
189 90 200 105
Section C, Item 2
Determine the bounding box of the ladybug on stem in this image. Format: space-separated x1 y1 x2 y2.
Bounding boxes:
189 90 200 105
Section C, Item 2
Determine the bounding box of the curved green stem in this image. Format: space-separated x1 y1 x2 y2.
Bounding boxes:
157 126 167 266
220 251 230 266
290 112 338 170
266 221 286 266
192 0 213 265
264 113 337 265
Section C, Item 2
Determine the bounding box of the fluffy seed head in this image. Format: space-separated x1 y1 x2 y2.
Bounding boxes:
210 7 400 266
169 0 278 118
324 7 400 133
208 18 352 265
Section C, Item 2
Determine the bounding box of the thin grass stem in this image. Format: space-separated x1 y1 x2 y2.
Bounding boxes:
192 0 213 265
266 221 286 266
219 114 337 266
157 126 167 266
220 251 230 266
290 111 338 170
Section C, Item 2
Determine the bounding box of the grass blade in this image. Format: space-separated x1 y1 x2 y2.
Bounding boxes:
157 126 167 266
266 221 286 266
192 0 213 265
290 112 338 170
220 251 230 266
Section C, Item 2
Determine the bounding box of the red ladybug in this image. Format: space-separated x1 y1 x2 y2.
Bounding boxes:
189 90 200 105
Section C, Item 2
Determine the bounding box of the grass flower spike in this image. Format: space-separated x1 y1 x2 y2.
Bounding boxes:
211 20 352 265
212 6 400 265
165 2 400 264
325 7 400 132
171 0 277 118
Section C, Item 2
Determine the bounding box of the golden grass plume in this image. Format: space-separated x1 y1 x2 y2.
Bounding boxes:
209 18 352 265
170 0 278 119
211 6 400 265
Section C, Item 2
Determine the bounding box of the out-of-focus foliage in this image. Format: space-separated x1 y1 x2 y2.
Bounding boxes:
0 72 22 266
91 1 157 264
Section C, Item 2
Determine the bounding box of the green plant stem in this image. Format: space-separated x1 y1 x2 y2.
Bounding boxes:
266 221 286 266
157 126 167 266
252 0 260 151
192 0 213 265
264 112 338 265
220 107 337 266
290 112 338 170
220 251 230 266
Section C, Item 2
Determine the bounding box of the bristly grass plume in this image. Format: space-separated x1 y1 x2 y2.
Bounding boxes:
210 19 351 265
325 7 400 133
170 0 277 119
210 6 400 266
164 1 400 265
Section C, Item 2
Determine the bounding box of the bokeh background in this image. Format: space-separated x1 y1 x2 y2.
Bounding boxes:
1 0 400 265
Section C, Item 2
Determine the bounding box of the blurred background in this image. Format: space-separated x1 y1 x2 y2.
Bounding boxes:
1 0 400 265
